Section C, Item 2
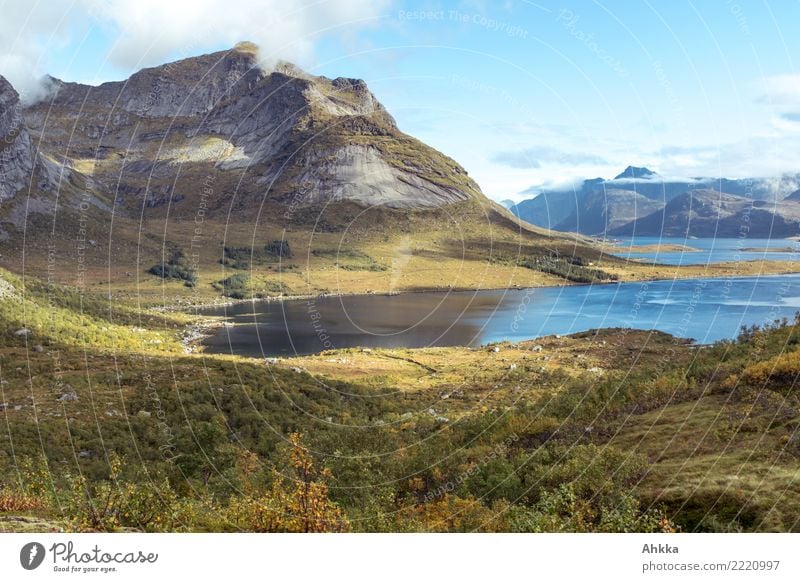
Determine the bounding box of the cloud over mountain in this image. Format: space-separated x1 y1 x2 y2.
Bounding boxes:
0 0 388 103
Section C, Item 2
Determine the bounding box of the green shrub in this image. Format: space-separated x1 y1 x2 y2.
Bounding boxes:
148 249 197 287
213 273 251 299
265 240 292 258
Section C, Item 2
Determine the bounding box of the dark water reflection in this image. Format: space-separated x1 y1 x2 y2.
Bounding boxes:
199 275 800 357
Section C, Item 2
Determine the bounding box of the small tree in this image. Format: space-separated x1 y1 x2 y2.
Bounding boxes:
227 433 349 532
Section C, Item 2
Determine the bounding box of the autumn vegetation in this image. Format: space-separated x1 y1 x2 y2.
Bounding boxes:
0 269 798 532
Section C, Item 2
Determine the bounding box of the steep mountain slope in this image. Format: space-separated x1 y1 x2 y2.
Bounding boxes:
553 188 664 235
610 189 800 237
510 189 581 231
0 77 36 202
21 42 479 215
2 44 632 299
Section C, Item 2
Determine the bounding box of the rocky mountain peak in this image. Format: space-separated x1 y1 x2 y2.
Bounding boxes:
613 165 657 180
15 46 481 213
0 75 36 201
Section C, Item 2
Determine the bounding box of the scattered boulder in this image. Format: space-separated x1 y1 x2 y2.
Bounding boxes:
57 390 79 402
14 328 31 337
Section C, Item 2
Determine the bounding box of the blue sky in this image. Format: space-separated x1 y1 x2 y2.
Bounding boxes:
4 0 800 201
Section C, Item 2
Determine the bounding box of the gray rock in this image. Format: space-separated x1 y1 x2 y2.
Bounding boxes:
0 76 36 202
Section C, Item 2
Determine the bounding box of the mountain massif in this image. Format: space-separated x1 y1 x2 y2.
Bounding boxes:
21 42 480 215
511 166 800 238
0 43 628 299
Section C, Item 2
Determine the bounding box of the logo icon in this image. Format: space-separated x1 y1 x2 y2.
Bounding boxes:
20 542 46 570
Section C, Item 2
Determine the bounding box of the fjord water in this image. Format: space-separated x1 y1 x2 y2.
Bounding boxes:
200 274 800 357
611 237 800 265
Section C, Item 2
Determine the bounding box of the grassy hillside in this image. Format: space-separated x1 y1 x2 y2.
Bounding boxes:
0 272 798 532
5 196 800 310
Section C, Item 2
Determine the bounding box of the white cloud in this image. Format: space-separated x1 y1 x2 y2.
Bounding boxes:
0 0 389 102
0 1 82 102
760 74 800 106
89 0 389 71
491 146 608 169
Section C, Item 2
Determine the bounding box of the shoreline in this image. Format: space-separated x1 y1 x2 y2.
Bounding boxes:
173 262 800 313
183 270 800 357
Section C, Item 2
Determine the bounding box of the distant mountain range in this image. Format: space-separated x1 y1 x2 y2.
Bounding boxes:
510 166 800 237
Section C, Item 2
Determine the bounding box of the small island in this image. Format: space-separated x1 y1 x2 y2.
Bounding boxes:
610 243 700 254
740 246 799 253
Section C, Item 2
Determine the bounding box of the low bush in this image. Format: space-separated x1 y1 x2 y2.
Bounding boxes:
148 249 197 287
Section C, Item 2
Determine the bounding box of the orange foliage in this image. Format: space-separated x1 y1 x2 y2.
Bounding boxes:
0 487 43 513
228 433 349 532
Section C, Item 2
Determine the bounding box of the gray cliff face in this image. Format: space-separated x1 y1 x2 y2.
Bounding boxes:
288 144 471 209
20 45 479 215
45 49 267 119
0 76 35 201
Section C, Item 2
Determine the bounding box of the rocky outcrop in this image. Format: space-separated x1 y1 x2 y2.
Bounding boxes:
288 144 471 209
22 44 481 215
0 76 35 201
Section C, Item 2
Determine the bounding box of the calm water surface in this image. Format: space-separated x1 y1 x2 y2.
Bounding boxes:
610 237 800 265
200 274 800 357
